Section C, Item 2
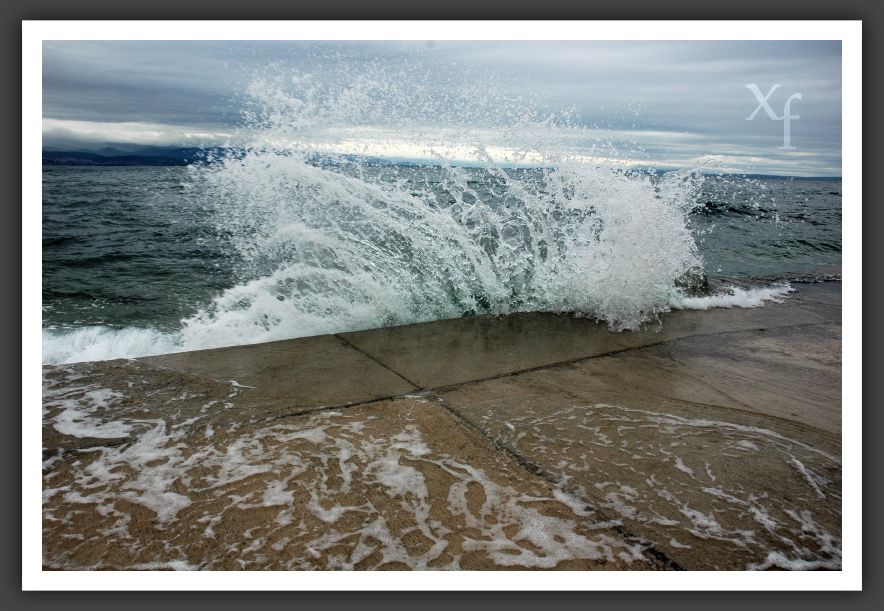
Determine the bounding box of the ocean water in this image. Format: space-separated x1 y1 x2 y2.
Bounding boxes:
41 72 841 365
41 163 841 365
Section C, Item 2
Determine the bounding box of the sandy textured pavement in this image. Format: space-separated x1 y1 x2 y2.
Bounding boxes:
41 280 841 571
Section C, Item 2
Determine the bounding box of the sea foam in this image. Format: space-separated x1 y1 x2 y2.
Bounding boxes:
44 65 754 365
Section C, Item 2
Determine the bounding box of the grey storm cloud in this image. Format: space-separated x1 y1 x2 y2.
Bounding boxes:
41 39 843 176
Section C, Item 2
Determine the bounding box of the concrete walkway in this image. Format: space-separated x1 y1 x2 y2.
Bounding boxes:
41 281 842 571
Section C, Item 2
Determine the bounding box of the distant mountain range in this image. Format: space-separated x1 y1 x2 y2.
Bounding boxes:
41 145 418 168
41 145 841 180
41 145 232 167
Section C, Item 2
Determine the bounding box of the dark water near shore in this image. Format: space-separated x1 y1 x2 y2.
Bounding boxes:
690 175 841 277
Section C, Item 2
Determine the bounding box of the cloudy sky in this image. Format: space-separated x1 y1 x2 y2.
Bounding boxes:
35 23 855 177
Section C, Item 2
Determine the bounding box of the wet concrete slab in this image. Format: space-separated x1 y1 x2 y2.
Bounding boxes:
527 322 841 434
340 282 841 389
41 280 843 571
42 335 419 453
42 397 662 571
137 334 418 412
339 311 632 389
612 283 841 350
437 346 842 570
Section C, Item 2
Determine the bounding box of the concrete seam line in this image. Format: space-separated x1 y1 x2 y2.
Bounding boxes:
424 320 840 393
45 321 838 453
333 333 423 390
429 393 685 571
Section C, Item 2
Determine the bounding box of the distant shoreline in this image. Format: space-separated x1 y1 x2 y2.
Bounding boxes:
41 147 843 180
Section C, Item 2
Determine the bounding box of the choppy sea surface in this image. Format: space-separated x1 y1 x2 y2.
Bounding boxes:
41 163 840 365
41 67 841 365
